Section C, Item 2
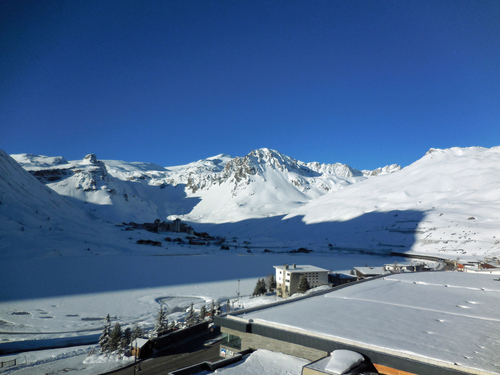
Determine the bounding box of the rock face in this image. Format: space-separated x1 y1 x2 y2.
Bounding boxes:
362 164 401 176
82 153 98 164
30 168 72 183
74 155 108 191
175 148 393 197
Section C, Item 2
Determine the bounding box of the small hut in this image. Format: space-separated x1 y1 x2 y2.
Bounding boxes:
131 338 153 359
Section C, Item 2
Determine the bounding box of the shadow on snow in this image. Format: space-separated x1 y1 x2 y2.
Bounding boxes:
1 210 426 302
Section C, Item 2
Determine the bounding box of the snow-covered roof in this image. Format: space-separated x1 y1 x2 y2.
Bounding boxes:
131 338 149 348
238 272 500 374
353 266 386 275
330 272 356 279
274 265 330 273
384 261 423 267
482 260 500 268
214 349 307 374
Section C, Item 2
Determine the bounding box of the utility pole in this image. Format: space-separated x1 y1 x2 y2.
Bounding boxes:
236 279 240 307
133 340 137 375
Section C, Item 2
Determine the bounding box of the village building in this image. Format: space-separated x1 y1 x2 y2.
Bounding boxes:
274 264 330 298
456 259 500 274
131 338 153 359
160 218 194 234
327 272 357 286
129 218 195 235
383 261 426 273
352 266 387 280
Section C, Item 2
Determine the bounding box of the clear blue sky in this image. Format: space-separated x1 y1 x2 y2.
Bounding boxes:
2 0 499 169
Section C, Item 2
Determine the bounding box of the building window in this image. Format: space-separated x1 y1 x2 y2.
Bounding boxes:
221 333 241 350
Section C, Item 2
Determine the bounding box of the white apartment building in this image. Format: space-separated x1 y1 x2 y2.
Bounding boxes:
274 264 330 298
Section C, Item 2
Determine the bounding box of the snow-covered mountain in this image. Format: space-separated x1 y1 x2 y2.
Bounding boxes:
6 146 500 259
0 150 113 258
12 148 396 223
12 153 197 224
163 148 398 223
0 150 176 258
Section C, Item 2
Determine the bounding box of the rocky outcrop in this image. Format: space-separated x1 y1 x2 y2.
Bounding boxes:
74 154 109 191
362 164 401 176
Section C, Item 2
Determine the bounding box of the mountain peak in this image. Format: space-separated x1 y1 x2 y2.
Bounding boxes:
10 153 68 169
82 154 98 164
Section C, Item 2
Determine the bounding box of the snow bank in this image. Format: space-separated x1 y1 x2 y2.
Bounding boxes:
83 352 134 364
214 349 308 374
325 350 364 374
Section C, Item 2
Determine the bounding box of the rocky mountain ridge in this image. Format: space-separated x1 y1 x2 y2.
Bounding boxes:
12 148 400 223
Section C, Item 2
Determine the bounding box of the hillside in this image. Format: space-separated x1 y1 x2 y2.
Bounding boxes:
285 146 500 258
0 151 152 258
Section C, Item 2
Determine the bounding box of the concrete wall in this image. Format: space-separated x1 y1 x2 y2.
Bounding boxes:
289 273 300 296
221 327 327 362
302 367 326 375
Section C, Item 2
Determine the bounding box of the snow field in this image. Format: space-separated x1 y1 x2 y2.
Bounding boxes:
212 349 308 374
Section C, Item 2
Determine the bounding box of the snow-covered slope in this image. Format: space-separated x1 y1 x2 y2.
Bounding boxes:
0 151 147 258
0 150 91 257
285 146 500 258
12 153 198 224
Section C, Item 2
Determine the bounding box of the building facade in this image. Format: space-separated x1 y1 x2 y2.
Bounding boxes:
274 264 330 298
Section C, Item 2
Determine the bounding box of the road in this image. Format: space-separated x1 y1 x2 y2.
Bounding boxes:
107 340 221 375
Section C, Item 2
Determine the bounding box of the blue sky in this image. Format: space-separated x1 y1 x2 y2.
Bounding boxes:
2 0 499 170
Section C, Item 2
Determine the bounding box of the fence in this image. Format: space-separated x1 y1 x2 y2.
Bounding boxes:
1 358 16 368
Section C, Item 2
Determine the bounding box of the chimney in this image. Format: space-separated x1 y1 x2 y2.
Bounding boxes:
293 264 296 269
284 264 288 270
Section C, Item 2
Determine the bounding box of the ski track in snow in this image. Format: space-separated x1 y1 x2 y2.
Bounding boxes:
332 295 500 323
